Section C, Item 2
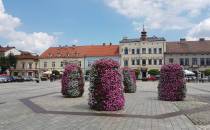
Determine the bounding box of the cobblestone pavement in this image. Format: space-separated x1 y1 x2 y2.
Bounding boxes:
1 81 210 130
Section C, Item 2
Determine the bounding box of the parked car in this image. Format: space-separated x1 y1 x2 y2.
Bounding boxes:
14 76 24 82
41 76 48 81
23 76 33 81
0 77 7 83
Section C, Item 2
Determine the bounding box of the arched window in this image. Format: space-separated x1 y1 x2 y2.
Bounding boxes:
124 47 128 54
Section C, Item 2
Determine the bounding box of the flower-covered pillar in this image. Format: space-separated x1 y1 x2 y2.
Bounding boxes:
61 64 84 97
88 59 125 111
122 67 137 93
158 64 186 101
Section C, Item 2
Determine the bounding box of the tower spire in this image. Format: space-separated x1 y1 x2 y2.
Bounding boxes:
141 24 147 41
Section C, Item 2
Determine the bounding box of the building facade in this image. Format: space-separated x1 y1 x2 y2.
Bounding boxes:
119 28 166 78
0 46 21 57
165 39 210 78
39 44 120 75
39 46 85 74
11 52 39 77
84 44 119 72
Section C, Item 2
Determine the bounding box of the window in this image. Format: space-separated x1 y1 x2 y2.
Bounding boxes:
132 59 135 65
169 58 174 63
148 59 152 65
180 58 184 65
154 48 157 54
136 59 140 65
124 48 128 55
142 48 146 54
200 58 205 66
148 48 152 54
78 61 81 67
22 62 25 69
35 63 37 69
60 62 64 67
52 62 55 68
44 62 47 68
142 59 146 66
28 63 32 69
124 60 128 66
137 49 140 54
132 49 135 54
154 59 157 65
192 58 197 65
184 58 189 66
159 48 162 54
159 59 162 65
206 58 210 66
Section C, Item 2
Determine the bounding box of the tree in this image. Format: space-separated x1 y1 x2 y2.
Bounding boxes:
204 69 210 76
148 69 160 76
52 70 60 75
0 54 16 73
7 54 17 68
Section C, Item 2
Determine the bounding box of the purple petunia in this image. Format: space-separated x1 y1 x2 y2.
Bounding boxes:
88 59 125 111
61 64 84 97
121 67 137 93
158 64 186 101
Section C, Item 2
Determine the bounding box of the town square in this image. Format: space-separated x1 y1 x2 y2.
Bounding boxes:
1 80 210 130
1 0 210 130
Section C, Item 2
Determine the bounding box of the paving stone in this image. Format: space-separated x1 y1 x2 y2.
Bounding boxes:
1 81 210 129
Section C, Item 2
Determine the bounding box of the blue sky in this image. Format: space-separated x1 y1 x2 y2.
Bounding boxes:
1 0 210 53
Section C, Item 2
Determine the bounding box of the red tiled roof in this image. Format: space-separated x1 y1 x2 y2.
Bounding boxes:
166 40 210 54
39 45 119 59
16 52 38 60
0 47 15 53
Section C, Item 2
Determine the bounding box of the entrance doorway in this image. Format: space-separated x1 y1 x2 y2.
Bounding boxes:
141 68 148 78
142 71 147 78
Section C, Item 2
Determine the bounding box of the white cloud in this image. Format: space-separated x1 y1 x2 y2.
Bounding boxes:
0 0 57 54
106 0 210 30
187 18 210 40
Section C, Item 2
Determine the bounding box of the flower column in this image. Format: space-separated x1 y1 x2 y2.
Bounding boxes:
88 59 125 111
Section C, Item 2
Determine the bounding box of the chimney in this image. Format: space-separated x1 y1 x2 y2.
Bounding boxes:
102 43 106 46
199 38 205 42
180 38 186 42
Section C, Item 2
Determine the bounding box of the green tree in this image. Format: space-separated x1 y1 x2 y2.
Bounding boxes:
204 69 210 76
52 70 60 75
148 69 160 76
7 54 17 68
0 54 16 73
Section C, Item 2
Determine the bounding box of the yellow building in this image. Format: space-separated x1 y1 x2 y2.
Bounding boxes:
11 52 39 77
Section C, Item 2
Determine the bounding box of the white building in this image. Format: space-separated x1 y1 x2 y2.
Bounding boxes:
0 46 21 57
119 27 166 78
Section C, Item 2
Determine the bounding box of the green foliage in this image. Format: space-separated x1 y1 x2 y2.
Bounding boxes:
148 69 160 76
52 70 60 75
0 54 17 71
204 69 210 76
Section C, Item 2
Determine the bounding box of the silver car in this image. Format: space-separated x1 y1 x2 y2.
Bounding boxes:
0 77 7 83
